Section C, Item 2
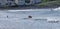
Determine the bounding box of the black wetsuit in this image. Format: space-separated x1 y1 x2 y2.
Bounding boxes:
28 16 32 18
7 16 8 18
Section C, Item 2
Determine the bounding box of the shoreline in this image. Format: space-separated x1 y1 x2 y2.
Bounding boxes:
0 5 59 10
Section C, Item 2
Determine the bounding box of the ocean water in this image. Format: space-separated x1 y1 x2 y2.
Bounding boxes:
0 9 60 29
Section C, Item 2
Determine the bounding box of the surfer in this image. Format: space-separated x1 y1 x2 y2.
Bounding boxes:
24 15 32 19
28 16 32 18
7 15 8 18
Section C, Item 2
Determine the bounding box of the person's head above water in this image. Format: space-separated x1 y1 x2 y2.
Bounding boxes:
28 15 32 18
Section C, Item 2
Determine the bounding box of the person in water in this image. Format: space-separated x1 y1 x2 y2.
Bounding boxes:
7 15 8 18
24 15 32 19
28 16 32 18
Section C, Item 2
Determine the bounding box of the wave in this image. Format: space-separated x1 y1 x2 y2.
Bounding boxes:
53 7 60 11
46 17 59 22
8 9 39 12
7 9 50 12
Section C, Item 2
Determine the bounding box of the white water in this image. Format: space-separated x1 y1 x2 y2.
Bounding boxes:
0 9 60 29
53 7 60 11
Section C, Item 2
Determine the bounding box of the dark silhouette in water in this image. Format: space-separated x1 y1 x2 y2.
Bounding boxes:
28 16 32 18
7 16 8 18
24 15 32 19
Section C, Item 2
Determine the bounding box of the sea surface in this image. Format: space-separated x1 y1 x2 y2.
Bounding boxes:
0 9 60 29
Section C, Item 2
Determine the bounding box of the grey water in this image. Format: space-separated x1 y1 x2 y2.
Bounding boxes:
0 9 60 29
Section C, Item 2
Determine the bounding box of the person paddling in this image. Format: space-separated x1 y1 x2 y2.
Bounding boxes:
28 15 32 18
24 15 32 19
7 15 8 18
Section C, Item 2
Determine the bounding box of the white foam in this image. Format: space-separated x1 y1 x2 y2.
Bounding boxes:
8 9 40 12
53 7 60 11
47 17 59 21
7 9 50 12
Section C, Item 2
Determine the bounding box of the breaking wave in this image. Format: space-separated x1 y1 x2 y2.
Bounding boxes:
53 7 60 11
7 9 50 12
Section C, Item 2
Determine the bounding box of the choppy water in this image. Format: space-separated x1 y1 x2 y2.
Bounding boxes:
0 9 60 29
